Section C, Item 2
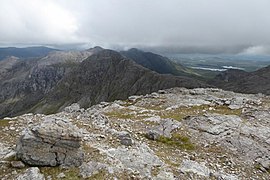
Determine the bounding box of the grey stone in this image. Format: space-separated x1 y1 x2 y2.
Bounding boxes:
57 172 66 178
186 114 242 136
154 171 175 180
128 95 142 102
0 143 13 160
16 117 84 167
80 161 107 178
158 90 166 94
145 130 160 140
146 118 181 140
64 103 82 113
180 160 238 180
257 157 270 170
105 143 163 178
180 160 211 177
16 167 45 180
213 172 238 180
118 131 133 146
183 113 270 164
11 161 25 169
3 150 16 160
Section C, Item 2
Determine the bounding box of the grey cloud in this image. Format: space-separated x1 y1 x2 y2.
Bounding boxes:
1 0 270 54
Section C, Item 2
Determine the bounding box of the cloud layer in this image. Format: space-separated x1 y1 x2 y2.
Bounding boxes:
1 0 270 54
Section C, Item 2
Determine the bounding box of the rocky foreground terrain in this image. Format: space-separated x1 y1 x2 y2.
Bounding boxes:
0 87 270 179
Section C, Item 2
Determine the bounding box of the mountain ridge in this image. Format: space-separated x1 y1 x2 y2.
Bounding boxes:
120 48 198 77
32 49 208 114
0 49 208 118
211 65 270 95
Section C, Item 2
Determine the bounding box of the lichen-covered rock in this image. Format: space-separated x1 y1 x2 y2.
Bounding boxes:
180 160 211 177
105 143 163 178
80 161 107 178
64 103 83 113
146 118 181 140
180 160 238 180
16 117 84 167
117 131 133 146
10 161 25 169
183 113 270 162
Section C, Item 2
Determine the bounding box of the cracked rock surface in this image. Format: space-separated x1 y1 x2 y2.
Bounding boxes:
16 117 84 167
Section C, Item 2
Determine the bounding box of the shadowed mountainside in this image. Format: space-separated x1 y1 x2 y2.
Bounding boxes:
0 49 208 118
211 65 270 95
121 48 199 77
32 50 208 114
0 47 102 118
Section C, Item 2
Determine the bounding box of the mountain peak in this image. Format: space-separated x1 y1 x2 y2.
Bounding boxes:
86 46 104 53
127 48 143 52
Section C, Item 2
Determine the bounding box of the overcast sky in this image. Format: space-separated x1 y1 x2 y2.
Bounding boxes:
0 0 270 54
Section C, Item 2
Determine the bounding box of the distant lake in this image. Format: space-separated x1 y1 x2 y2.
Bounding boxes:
190 66 245 72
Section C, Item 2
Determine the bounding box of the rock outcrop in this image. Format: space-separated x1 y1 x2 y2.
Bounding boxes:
16 117 84 167
1 87 270 179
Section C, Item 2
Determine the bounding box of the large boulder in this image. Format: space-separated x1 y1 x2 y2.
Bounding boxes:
16 117 84 167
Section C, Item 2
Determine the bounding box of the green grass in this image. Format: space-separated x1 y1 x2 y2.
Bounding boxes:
89 170 107 179
0 119 12 127
156 133 195 150
105 109 151 120
40 167 81 180
105 111 135 119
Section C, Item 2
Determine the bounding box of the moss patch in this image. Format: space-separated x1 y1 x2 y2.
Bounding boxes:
105 110 135 119
89 169 107 179
40 167 80 180
157 133 195 151
0 119 12 127
105 108 151 120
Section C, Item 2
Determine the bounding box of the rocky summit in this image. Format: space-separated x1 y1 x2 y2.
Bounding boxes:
0 87 270 179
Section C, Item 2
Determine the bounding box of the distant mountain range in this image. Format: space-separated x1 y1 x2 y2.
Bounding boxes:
121 48 196 77
211 65 270 95
1 45 269 118
0 47 207 118
0 46 58 60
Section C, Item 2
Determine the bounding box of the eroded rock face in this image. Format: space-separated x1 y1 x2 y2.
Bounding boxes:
16 117 84 167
